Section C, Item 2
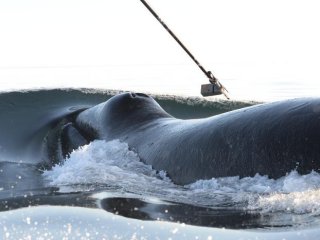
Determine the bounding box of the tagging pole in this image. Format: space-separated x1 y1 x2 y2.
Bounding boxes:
140 0 229 99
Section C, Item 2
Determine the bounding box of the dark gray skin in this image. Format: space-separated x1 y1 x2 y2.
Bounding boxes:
74 92 320 185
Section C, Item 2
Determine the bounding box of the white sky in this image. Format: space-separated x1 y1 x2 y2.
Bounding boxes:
0 0 319 101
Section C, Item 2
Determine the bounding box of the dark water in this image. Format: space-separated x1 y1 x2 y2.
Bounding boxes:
0 89 319 239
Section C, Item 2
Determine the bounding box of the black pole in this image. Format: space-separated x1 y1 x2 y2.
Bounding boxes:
140 0 217 83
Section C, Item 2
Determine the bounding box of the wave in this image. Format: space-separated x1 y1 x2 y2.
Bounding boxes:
0 88 256 164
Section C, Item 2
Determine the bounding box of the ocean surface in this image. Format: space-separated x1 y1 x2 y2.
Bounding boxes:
1 88 320 239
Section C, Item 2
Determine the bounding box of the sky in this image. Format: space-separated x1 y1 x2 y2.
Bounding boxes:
0 0 319 101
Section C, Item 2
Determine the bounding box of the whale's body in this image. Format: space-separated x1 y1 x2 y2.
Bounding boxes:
57 93 320 185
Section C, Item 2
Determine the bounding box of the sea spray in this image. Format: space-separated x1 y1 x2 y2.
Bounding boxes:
44 140 320 215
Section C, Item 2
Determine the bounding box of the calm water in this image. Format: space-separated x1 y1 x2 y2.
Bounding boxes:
0 64 319 102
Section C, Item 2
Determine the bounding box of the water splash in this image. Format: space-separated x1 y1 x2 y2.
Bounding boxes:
43 140 171 188
43 140 320 215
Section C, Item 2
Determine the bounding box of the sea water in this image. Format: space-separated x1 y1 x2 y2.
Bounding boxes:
0 89 319 239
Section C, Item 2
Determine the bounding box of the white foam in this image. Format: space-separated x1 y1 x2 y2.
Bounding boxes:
188 171 320 214
250 190 320 214
43 140 320 215
43 140 171 189
189 171 320 194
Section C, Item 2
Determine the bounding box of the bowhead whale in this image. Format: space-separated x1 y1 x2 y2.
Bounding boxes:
48 92 320 185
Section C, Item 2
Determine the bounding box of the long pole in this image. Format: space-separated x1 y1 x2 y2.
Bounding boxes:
140 0 217 82
140 0 229 98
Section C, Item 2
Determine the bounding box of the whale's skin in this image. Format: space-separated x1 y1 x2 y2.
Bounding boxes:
73 92 320 185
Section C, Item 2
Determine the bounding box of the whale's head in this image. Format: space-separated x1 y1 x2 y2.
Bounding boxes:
76 92 172 139
104 92 171 125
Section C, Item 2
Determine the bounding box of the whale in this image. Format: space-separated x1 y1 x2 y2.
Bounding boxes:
51 92 320 185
